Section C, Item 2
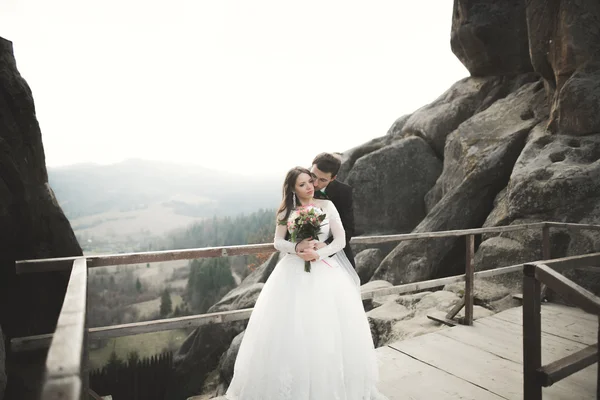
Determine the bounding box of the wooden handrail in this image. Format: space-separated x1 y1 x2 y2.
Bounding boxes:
544 221 600 231
536 252 600 273
522 262 600 399
534 264 600 315
11 261 529 352
15 222 553 273
13 245 600 353
40 258 87 400
538 344 598 387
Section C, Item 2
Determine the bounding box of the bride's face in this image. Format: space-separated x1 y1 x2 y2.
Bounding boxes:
294 173 315 201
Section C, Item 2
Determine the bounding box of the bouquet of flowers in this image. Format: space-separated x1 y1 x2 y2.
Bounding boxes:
287 205 326 272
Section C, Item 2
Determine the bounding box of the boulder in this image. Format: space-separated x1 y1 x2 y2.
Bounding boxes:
401 75 538 156
216 331 245 393
348 136 442 235
451 0 532 76
373 80 547 284
526 0 600 135
355 249 383 284
366 299 413 347
167 322 245 400
208 284 264 313
444 279 512 304
476 128 600 274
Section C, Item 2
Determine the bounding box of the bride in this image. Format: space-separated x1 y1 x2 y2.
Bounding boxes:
225 167 385 400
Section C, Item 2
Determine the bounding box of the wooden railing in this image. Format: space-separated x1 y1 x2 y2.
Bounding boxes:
12 221 600 400
522 261 600 399
38 258 88 400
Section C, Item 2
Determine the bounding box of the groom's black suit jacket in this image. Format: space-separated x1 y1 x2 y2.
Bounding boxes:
314 179 356 268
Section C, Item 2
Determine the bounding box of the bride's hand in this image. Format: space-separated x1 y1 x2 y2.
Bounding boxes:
298 249 318 262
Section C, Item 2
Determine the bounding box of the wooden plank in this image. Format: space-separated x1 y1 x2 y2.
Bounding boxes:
492 307 598 346
389 331 590 400
443 317 588 363
539 344 598 387
11 332 54 352
45 258 87 380
352 222 545 245
390 332 524 399
540 302 597 322
446 297 465 320
464 234 475 326
16 243 277 273
546 222 600 232
441 317 597 397
535 264 600 315
542 252 600 273
15 222 553 272
361 264 524 300
375 346 505 399
427 312 459 326
89 308 253 339
14 227 600 274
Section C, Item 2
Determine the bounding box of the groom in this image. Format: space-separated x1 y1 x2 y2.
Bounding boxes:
309 152 356 268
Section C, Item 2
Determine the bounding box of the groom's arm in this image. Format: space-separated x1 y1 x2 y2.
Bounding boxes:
324 185 355 246
337 185 355 245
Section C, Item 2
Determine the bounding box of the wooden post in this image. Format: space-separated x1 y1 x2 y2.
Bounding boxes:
541 224 551 300
542 224 551 260
81 306 89 400
523 263 542 400
464 234 475 326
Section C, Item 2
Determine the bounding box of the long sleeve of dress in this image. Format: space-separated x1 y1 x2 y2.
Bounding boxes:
273 213 297 254
316 202 346 260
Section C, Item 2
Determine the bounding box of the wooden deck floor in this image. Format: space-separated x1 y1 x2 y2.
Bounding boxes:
378 303 597 399
209 303 597 400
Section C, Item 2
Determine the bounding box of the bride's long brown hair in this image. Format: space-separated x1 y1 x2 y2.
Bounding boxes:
276 166 312 225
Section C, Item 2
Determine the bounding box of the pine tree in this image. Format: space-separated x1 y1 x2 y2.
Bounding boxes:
106 350 124 372
127 350 140 366
160 288 172 317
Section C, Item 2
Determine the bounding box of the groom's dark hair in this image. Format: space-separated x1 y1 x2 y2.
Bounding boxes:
312 152 341 177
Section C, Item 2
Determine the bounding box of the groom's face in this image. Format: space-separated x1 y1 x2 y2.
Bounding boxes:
310 165 335 191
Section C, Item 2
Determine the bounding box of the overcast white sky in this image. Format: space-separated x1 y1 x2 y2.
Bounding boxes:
1 0 468 177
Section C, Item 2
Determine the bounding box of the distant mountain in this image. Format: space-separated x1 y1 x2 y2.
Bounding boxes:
48 159 281 242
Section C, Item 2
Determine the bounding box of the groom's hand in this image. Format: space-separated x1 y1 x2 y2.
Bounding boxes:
295 238 316 252
313 242 326 250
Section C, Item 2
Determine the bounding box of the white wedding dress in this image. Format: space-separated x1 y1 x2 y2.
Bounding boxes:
226 199 386 400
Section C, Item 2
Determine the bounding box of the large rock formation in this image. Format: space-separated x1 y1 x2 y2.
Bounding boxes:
527 0 600 136
0 37 82 400
451 0 532 76
342 0 600 286
174 1 600 397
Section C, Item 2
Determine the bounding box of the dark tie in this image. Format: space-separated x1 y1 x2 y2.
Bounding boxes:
314 190 328 200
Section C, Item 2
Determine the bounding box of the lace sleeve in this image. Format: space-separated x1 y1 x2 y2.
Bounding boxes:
315 201 346 259
273 212 297 254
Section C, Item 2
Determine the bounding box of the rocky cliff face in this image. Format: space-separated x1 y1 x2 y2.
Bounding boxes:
339 0 600 285
0 37 82 400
